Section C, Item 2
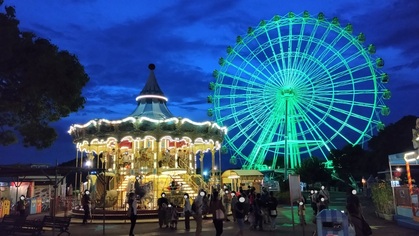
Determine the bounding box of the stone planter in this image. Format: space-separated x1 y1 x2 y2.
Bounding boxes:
375 211 394 221
382 213 394 221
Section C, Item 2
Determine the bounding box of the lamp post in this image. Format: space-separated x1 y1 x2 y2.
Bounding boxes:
85 160 92 192
361 177 366 196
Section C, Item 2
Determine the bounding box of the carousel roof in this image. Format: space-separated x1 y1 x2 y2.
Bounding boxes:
68 64 227 143
129 64 174 119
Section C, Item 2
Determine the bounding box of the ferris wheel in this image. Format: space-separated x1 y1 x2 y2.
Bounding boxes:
208 11 390 171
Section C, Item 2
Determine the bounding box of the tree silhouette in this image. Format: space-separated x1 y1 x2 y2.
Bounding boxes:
0 2 89 148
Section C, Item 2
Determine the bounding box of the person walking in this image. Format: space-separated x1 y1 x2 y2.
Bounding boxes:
231 191 238 222
266 191 278 231
81 190 91 224
210 190 226 236
222 190 231 221
234 195 246 236
319 186 330 208
192 190 205 236
252 193 264 231
183 193 192 231
17 195 26 216
157 192 169 228
346 200 372 236
127 192 137 236
346 189 371 236
310 190 318 216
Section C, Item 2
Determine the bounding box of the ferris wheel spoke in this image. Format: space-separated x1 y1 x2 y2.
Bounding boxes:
264 28 284 80
226 107 271 135
247 121 279 166
314 31 355 68
300 26 332 71
240 41 279 81
288 21 307 80
295 22 321 72
292 104 337 151
318 96 376 111
322 51 366 77
219 68 268 87
254 30 283 79
303 105 355 144
309 99 374 125
305 39 364 81
274 24 289 75
222 55 273 85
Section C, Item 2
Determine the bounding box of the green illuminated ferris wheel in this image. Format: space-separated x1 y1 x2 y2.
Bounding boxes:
208 11 391 171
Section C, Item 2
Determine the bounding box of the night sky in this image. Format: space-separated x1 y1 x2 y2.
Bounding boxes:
1 0 418 167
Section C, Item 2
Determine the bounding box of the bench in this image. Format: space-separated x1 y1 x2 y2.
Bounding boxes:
0 214 43 236
40 215 72 235
13 219 44 236
0 214 26 234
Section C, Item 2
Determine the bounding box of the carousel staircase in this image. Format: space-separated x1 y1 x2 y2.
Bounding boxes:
171 174 197 198
117 175 130 191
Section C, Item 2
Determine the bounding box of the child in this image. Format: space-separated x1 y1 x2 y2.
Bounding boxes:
168 203 179 229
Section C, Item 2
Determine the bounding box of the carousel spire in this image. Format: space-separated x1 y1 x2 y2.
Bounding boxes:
128 64 175 119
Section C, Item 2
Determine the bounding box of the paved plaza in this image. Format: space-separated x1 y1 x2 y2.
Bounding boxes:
28 191 419 236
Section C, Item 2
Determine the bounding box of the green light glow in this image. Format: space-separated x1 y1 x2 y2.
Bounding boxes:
210 11 389 171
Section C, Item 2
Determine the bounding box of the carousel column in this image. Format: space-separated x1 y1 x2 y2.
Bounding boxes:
211 149 216 190
175 151 179 168
199 152 205 177
189 152 193 174
154 140 160 210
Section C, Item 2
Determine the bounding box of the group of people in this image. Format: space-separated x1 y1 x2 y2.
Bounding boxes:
156 192 180 229
188 187 279 236
309 186 331 217
95 183 372 236
125 187 279 236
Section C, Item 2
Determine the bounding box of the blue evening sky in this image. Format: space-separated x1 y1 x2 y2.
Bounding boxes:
0 0 418 166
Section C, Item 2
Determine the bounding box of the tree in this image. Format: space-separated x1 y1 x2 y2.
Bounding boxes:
0 3 89 148
367 115 418 172
294 157 332 187
330 144 372 181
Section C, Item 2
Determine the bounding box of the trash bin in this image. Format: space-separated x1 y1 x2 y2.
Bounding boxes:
316 209 349 236
29 198 37 214
36 198 42 213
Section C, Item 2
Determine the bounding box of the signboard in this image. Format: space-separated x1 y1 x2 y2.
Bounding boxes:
391 180 400 187
289 174 301 202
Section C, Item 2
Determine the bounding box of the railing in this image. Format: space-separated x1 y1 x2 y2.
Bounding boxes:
189 174 209 192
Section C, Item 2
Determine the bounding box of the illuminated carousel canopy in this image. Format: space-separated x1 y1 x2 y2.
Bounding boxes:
68 64 227 144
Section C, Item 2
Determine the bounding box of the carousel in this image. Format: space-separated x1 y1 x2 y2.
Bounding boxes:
68 64 226 214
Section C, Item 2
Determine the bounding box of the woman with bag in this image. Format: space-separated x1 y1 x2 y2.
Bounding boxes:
127 192 137 236
346 194 372 236
210 190 226 236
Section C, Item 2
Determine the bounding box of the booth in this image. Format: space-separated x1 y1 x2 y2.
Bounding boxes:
221 170 264 193
389 152 419 221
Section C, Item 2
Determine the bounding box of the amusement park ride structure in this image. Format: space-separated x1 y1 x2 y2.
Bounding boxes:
209 11 390 175
68 64 227 210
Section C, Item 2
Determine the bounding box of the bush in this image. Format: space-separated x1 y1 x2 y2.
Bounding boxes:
371 181 394 214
